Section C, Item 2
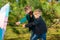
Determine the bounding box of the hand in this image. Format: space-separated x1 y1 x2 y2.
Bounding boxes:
22 24 26 28
16 22 20 25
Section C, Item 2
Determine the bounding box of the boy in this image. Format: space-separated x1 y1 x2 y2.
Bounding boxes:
16 5 35 39
16 5 33 25
25 9 47 40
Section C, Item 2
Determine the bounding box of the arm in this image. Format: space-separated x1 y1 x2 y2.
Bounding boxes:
25 17 41 27
25 20 40 27
32 17 46 27
25 23 33 27
19 16 27 24
16 16 27 25
25 17 46 28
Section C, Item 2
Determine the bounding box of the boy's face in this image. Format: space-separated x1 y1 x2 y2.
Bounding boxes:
25 7 32 14
33 10 42 19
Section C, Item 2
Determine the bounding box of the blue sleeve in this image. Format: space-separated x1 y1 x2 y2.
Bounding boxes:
19 16 27 23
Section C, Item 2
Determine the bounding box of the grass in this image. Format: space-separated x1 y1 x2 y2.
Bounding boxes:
4 24 60 40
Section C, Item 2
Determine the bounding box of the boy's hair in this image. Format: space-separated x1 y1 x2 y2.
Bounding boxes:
24 5 31 11
33 9 42 16
34 9 42 13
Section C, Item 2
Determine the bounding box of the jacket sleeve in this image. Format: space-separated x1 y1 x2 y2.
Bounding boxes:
25 18 41 27
32 18 41 26
25 22 33 27
19 16 27 24
33 17 46 27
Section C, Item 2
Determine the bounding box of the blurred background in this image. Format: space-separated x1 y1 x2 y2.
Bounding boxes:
0 0 60 40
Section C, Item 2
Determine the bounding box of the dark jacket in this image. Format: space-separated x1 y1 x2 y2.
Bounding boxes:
25 16 47 34
26 11 34 31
